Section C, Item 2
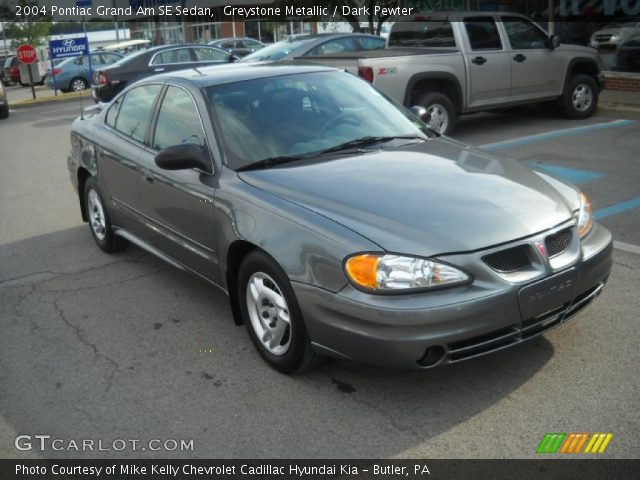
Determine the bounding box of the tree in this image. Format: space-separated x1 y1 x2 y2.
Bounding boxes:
0 0 51 49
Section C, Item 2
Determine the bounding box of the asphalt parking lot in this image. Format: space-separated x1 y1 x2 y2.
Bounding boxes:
0 98 638 459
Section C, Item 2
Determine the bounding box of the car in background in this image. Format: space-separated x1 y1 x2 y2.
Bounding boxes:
92 44 236 102
3 56 20 86
590 19 640 51
102 38 151 56
617 39 640 71
46 51 123 92
68 63 611 373
208 37 265 57
240 33 386 62
0 78 9 119
0 53 11 85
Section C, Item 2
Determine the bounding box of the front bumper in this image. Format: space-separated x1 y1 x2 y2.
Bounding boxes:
295 223 613 370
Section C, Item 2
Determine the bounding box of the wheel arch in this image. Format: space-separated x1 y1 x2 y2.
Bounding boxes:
77 167 92 222
564 57 600 92
226 239 260 326
404 72 463 113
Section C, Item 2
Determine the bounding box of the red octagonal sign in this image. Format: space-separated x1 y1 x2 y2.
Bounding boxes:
17 44 37 64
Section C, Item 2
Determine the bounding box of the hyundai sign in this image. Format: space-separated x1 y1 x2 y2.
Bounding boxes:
49 37 90 60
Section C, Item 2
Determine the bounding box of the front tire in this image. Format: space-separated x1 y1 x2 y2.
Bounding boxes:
417 92 457 135
562 74 598 119
84 178 128 253
238 250 322 374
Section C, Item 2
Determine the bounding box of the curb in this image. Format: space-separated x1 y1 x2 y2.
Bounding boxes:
10 91 93 109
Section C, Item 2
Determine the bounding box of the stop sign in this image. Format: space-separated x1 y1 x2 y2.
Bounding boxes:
17 44 37 64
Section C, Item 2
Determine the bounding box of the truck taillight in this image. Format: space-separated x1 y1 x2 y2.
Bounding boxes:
358 67 374 83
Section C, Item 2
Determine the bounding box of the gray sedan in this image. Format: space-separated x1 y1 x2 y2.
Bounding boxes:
67 63 612 373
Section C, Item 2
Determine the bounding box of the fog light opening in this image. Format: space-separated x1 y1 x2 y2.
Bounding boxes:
417 346 446 368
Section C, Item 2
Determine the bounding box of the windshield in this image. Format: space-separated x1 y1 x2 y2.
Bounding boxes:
240 39 309 61
206 70 431 170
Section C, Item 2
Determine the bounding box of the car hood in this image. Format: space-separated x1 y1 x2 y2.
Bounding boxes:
238 138 578 256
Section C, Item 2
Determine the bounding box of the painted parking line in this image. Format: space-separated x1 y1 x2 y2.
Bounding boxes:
480 119 636 151
595 197 640 220
614 241 640 255
529 162 604 184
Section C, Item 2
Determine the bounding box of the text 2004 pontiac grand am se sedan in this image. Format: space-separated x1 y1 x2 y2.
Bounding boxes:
67 63 612 373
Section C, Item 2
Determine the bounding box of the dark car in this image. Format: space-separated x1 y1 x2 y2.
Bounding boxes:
0 79 9 119
3 56 20 86
68 63 611 373
240 33 386 62
91 44 236 102
208 37 265 58
617 39 640 71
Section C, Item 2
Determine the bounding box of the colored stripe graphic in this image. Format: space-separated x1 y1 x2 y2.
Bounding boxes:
559 433 589 454
584 433 613 454
537 433 566 453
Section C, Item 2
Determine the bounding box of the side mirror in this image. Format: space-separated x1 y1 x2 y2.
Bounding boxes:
155 144 212 172
410 105 431 123
549 34 561 49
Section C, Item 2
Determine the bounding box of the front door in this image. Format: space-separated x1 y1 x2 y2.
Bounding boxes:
136 84 219 282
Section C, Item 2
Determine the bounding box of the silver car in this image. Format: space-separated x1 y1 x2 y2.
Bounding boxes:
67 64 612 373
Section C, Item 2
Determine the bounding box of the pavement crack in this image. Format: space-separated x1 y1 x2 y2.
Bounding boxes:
53 295 123 393
41 267 168 294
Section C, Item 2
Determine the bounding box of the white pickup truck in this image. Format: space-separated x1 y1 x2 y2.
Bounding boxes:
304 12 604 134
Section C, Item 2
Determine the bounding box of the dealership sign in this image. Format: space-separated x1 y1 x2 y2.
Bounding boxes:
49 37 90 60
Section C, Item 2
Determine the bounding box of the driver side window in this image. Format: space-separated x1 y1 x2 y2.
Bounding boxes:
504 17 549 49
153 86 205 151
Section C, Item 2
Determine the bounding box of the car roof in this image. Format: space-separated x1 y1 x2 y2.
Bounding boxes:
142 62 338 87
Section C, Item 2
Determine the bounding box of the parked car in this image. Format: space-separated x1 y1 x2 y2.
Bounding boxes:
311 12 604 135
68 63 612 373
208 37 265 57
46 51 123 92
0 53 11 85
617 39 640 71
102 39 151 56
3 56 20 86
590 18 640 51
92 44 236 102
240 33 386 62
0 79 9 119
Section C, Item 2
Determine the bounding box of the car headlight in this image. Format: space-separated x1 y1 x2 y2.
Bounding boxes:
344 253 471 293
576 192 593 238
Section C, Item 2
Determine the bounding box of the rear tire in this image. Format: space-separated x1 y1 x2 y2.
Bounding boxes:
83 178 128 253
417 92 456 135
562 74 598 119
70 76 88 92
238 250 323 374
0 104 8 119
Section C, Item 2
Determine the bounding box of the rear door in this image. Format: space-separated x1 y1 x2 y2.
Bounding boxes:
462 16 511 107
136 84 218 281
502 16 563 99
97 83 163 235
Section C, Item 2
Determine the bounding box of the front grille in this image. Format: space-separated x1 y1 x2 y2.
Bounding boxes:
445 283 604 363
483 245 531 273
545 228 573 258
595 34 613 42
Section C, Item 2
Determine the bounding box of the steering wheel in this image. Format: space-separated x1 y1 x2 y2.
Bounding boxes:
319 113 361 135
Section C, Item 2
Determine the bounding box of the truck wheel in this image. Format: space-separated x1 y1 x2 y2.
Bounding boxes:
417 92 456 135
562 74 598 119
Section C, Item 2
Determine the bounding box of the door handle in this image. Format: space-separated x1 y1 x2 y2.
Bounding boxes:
513 54 527 62
471 56 487 65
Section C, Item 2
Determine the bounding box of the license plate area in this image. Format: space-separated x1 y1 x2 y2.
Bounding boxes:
518 268 578 320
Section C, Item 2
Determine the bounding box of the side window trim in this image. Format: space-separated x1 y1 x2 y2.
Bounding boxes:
463 16 504 51
105 83 165 148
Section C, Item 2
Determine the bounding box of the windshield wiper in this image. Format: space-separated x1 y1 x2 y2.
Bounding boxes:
317 135 426 154
236 155 309 172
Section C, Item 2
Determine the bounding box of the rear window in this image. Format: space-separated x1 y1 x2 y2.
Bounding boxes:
388 21 456 47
